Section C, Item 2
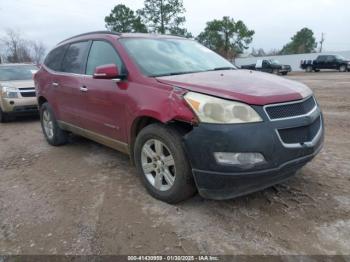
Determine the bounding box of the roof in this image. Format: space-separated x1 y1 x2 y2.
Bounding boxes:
57 31 185 45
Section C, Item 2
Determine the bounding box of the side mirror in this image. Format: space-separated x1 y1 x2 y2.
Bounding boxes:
93 64 122 80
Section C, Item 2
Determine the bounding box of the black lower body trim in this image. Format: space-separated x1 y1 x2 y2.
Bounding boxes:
193 144 322 200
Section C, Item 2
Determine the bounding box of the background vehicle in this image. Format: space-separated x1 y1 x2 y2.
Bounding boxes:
241 59 292 75
301 55 350 72
0 64 38 122
35 31 323 203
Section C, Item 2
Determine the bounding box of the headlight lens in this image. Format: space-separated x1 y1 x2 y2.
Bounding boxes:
1 86 19 99
184 92 262 124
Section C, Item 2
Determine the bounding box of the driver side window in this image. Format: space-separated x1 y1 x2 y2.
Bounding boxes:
86 41 123 75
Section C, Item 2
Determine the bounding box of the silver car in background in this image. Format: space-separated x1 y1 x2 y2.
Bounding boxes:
0 64 38 122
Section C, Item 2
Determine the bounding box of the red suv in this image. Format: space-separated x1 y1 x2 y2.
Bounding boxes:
34 31 324 203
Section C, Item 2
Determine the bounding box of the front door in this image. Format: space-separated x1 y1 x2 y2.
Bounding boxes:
79 40 127 143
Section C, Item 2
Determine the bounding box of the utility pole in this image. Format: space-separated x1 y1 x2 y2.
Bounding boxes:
319 33 325 53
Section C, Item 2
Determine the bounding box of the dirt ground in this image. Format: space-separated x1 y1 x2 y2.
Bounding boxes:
0 72 349 255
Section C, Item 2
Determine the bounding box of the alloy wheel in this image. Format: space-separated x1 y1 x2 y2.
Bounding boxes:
42 110 54 139
141 139 176 191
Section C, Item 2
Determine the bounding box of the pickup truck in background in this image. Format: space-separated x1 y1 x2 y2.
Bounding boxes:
301 55 350 72
241 59 292 75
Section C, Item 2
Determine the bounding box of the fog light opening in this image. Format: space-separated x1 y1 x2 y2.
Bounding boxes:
214 152 266 167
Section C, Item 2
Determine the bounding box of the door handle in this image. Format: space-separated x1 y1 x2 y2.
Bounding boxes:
52 82 59 87
80 86 88 92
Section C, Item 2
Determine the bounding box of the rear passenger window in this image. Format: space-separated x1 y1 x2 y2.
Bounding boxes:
61 41 89 74
44 45 67 71
326 56 335 62
86 41 123 75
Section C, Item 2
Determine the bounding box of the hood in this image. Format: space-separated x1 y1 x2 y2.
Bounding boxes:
0 80 35 89
156 69 312 105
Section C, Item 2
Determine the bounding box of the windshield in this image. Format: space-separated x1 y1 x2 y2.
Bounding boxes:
0 65 38 81
119 38 236 77
335 55 346 60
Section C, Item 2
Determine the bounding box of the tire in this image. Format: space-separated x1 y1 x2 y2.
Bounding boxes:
306 66 313 73
339 65 347 72
40 102 68 146
281 72 288 76
0 108 9 123
315 69 320 72
272 69 279 75
134 123 196 204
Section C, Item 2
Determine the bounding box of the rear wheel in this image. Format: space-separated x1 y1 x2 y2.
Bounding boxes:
40 102 68 146
134 123 196 204
306 66 313 73
339 65 347 72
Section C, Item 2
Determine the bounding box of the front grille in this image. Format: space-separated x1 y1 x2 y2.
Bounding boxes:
19 88 36 97
20 91 36 97
265 96 316 120
278 116 321 144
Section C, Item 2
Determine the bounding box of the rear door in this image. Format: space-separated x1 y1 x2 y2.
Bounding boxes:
316 56 327 69
42 44 68 119
325 55 337 69
57 41 90 127
80 40 127 142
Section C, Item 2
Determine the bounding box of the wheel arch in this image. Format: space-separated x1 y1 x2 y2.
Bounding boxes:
38 96 48 108
128 115 193 165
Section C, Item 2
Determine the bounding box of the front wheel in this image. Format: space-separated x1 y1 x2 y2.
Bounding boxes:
40 102 68 146
0 108 9 123
134 123 196 204
272 69 279 75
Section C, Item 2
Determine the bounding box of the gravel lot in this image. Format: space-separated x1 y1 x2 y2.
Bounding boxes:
0 72 349 255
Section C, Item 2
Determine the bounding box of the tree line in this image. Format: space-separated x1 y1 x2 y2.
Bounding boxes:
0 29 46 64
251 28 318 57
0 0 320 64
105 0 319 59
105 1 254 59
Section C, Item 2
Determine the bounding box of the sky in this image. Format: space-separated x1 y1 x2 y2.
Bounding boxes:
0 0 349 53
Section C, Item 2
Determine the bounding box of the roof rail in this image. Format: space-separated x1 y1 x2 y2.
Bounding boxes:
57 31 121 45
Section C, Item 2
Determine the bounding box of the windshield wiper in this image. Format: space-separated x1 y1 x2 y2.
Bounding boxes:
210 67 236 71
152 70 204 77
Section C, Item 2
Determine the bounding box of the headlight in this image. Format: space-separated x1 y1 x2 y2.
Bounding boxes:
1 86 19 99
184 92 262 124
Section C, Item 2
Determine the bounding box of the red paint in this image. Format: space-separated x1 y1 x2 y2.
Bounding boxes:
156 70 312 105
34 33 313 145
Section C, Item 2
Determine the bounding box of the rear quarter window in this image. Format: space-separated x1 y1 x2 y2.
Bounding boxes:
61 41 89 74
44 45 68 71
